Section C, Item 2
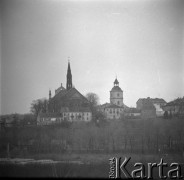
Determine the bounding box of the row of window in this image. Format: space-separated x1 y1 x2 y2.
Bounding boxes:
63 112 90 117
38 116 90 123
106 108 122 112
39 118 62 122
108 111 120 115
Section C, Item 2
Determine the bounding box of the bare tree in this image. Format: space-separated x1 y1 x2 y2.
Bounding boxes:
85 92 99 107
30 98 48 117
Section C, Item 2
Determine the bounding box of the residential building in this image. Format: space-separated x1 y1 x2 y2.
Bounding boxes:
137 97 166 117
163 97 184 117
151 98 167 116
124 107 141 118
137 97 156 119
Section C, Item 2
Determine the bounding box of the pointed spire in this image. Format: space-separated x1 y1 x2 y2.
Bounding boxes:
49 89 51 100
66 59 72 90
67 59 71 73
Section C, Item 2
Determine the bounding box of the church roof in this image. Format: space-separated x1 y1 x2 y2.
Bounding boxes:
51 87 90 104
64 87 89 102
52 89 68 100
55 84 66 95
110 86 123 92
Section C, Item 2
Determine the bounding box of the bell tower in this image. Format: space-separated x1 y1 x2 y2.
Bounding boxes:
110 77 123 107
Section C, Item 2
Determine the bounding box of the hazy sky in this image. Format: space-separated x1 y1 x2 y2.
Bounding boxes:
1 0 184 114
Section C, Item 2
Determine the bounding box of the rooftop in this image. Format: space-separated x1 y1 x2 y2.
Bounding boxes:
166 97 184 106
137 97 166 104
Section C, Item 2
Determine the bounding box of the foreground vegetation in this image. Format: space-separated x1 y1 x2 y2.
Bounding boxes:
0 117 184 161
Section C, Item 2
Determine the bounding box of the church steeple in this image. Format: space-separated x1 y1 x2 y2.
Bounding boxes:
66 58 72 90
49 89 51 100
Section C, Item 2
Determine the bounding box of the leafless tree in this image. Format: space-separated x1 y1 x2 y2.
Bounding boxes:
85 92 99 107
30 98 48 117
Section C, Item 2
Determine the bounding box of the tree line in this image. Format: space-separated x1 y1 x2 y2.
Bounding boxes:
0 117 183 157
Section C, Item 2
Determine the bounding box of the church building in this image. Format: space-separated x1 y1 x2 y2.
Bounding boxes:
98 78 125 120
37 61 92 125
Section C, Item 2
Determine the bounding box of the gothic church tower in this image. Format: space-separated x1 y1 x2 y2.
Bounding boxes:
66 61 72 90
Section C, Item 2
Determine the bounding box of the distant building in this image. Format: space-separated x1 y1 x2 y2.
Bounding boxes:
37 113 62 125
0 116 14 127
98 103 123 120
98 78 125 120
137 97 156 119
124 107 141 118
0 114 24 128
37 61 92 125
151 98 167 116
137 97 166 117
163 97 184 117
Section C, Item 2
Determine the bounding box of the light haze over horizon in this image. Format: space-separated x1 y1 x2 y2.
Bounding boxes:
1 0 184 115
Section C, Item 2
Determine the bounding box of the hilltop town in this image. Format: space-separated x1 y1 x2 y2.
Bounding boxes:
0 61 184 127
0 61 184 162
1 0 183 178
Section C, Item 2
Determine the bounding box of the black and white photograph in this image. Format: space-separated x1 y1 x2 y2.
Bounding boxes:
0 0 184 178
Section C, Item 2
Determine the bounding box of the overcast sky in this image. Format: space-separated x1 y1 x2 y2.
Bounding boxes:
1 0 184 115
